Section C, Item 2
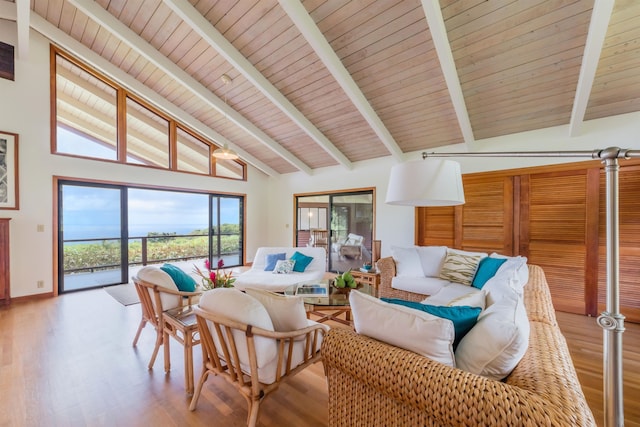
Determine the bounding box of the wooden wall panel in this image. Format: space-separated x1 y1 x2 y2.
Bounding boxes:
415 206 455 247
525 171 590 315
416 160 640 323
460 175 513 254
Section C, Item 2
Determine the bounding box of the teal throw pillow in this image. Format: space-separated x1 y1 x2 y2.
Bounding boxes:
381 298 481 349
264 252 286 271
290 251 314 272
160 263 197 292
471 257 507 289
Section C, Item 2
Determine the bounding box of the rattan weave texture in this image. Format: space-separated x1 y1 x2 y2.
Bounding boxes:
322 264 596 426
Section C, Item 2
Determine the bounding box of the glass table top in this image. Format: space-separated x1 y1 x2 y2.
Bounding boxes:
284 280 373 307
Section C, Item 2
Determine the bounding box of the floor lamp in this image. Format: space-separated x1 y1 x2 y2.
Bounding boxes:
386 147 639 427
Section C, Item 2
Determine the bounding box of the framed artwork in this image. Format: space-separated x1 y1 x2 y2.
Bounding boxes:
0 131 18 210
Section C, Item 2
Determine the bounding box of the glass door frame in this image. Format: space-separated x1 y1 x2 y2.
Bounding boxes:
294 187 376 273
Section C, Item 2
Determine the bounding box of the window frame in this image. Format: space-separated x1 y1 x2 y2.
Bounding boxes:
50 45 246 181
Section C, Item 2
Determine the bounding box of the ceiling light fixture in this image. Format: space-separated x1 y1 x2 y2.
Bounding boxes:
212 74 239 160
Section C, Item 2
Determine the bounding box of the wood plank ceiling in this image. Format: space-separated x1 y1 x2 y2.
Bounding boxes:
6 0 640 175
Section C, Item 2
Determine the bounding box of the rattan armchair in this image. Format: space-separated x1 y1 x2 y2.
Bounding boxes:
132 272 201 369
189 292 326 427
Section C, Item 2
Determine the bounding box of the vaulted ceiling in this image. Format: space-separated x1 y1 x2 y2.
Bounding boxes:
4 0 640 175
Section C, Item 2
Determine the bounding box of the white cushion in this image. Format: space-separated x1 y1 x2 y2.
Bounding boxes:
198 289 278 382
250 246 327 273
273 259 295 274
455 291 530 380
438 249 486 286
136 266 182 310
349 290 455 367
482 256 529 306
391 246 424 277
416 246 447 277
391 276 452 295
490 253 529 287
245 288 308 332
423 285 486 310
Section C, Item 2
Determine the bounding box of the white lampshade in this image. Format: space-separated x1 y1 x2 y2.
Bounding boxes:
385 159 465 206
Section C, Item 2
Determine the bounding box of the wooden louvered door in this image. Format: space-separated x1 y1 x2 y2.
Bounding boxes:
459 175 514 255
598 164 640 322
520 168 600 316
416 174 514 255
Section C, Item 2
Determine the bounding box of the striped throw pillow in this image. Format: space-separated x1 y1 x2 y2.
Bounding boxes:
439 250 484 286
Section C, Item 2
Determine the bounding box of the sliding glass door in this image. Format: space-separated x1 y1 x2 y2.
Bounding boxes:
296 189 374 273
59 183 125 292
57 180 244 293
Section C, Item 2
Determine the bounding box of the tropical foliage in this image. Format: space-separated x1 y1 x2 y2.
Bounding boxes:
63 226 240 271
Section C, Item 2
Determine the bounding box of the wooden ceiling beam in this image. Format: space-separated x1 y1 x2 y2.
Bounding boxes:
162 0 353 170
569 0 615 137
278 0 405 161
29 12 278 176
420 0 474 145
68 0 311 175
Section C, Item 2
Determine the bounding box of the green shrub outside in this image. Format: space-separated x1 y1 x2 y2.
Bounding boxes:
63 227 240 271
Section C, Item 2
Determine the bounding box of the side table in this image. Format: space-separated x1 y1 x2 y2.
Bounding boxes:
349 270 380 296
163 305 201 396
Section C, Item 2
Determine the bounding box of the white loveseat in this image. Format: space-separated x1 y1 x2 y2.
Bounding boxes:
233 246 327 292
382 245 529 305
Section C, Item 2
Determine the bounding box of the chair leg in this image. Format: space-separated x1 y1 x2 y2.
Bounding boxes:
189 369 211 411
247 399 261 427
132 318 146 347
148 329 163 370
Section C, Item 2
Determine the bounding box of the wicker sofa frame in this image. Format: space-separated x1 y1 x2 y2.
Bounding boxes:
321 259 596 426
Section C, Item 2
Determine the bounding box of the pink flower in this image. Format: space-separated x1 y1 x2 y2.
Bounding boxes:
217 259 225 269
204 259 211 270
209 271 216 282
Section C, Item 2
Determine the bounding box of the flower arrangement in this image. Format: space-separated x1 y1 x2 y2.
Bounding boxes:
193 259 236 290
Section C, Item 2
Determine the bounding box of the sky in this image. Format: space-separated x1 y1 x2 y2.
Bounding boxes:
61 182 239 240
57 127 240 240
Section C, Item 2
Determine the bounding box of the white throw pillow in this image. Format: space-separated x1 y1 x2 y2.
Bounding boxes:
490 253 529 286
349 290 455 366
416 246 447 277
391 246 424 277
482 256 528 306
245 288 308 332
455 291 530 380
273 259 295 274
423 286 486 310
439 249 486 286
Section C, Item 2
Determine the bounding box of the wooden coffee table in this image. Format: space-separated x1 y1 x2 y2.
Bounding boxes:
285 281 374 326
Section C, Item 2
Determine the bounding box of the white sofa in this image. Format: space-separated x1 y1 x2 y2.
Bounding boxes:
233 247 327 292
385 245 529 304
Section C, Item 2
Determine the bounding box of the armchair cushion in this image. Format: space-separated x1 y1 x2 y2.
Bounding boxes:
245 288 308 332
137 266 182 310
349 290 455 366
199 289 277 372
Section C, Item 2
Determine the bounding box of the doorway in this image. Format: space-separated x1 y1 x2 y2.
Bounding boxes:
295 189 374 273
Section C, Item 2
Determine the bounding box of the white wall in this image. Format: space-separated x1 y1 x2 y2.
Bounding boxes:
0 24 271 298
270 111 640 259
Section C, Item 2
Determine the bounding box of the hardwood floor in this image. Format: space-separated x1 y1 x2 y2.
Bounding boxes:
0 289 638 426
